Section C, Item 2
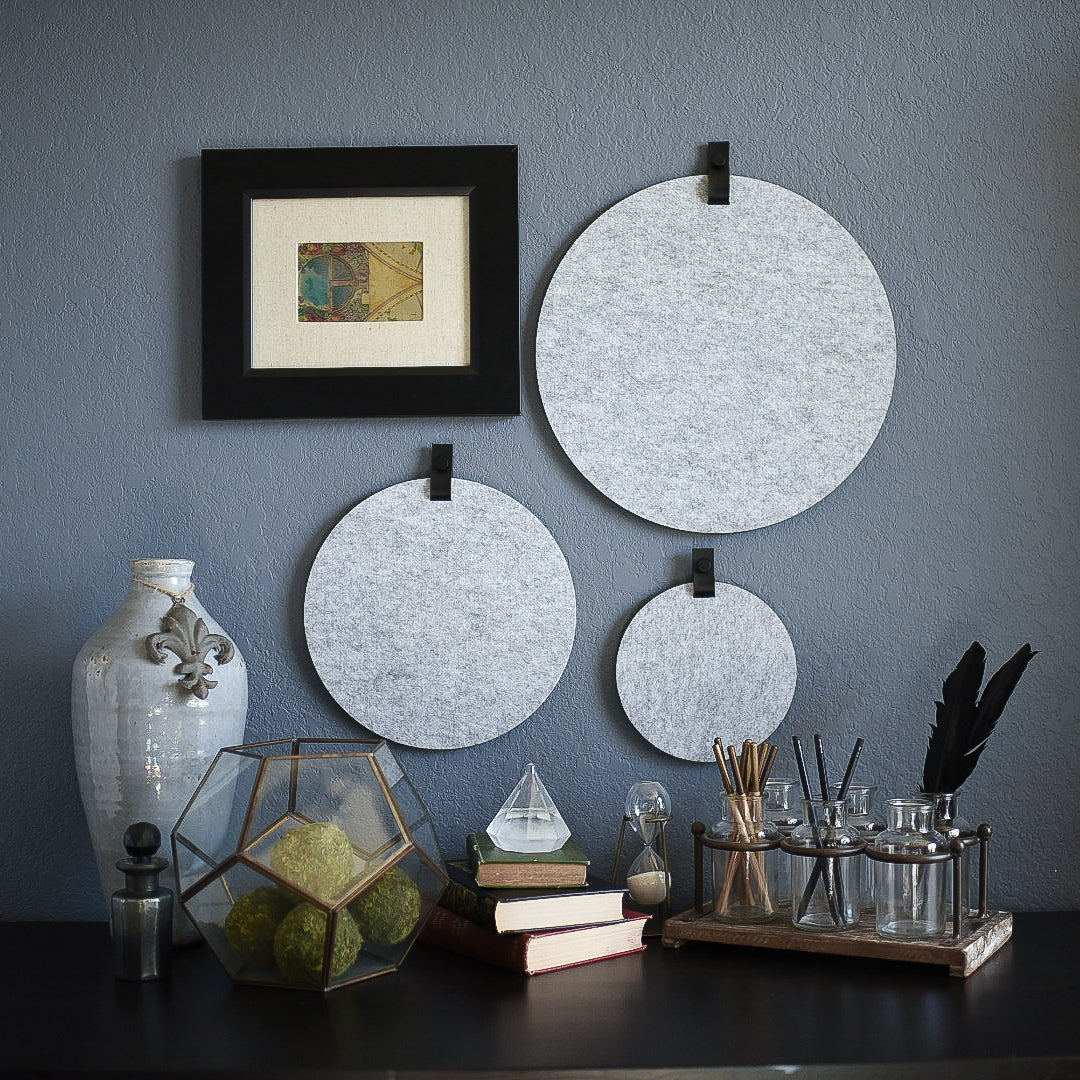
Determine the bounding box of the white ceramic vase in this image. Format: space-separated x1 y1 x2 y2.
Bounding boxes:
72 559 248 944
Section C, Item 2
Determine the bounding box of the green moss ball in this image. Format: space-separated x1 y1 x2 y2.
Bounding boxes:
348 866 421 947
223 886 295 965
270 822 354 902
272 903 362 985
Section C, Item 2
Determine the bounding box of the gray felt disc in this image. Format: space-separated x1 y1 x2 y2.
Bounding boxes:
536 175 896 534
616 583 797 761
304 478 577 749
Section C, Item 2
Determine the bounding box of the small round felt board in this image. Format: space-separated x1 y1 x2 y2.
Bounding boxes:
536 174 896 534
615 582 797 761
304 478 577 749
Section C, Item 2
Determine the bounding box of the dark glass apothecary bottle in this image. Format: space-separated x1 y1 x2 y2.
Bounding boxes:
111 822 172 981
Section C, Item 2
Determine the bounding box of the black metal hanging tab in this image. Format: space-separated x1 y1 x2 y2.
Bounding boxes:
707 141 730 205
430 443 453 500
692 547 715 597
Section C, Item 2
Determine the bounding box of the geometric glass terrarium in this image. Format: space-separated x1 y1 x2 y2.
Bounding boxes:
172 738 447 991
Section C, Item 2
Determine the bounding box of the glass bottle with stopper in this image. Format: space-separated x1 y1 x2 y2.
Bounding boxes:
111 821 173 981
617 780 672 912
486 763 571 853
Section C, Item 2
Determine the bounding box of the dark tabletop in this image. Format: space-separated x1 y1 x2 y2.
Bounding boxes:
1 914 1078 1078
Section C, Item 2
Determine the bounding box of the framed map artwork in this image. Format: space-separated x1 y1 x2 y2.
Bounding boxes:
201 145 519 418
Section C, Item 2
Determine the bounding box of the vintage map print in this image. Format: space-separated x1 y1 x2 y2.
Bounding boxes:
298 241 424 322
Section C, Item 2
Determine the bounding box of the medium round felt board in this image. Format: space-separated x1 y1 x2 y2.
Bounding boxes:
304 478 577 749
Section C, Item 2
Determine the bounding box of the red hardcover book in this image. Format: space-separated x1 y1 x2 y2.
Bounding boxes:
419 904 649 975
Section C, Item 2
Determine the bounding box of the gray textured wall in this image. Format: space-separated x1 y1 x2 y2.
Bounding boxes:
3 0 1077 917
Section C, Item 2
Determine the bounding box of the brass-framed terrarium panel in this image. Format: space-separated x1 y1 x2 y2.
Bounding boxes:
218 736 388 756
230 738 395 852
369 754 447 855
179 852 242 907
232 852 353 909
335 838 450 909
352 835 404 866
170 746 265 869
173 831 226 890
241 810 310 856
239 755 275 850
235 751 427 900
235 743 382 847
321 907 344 988
368 755 408 837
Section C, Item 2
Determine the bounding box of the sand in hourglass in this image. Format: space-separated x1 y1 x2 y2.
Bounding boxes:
628 868 671 905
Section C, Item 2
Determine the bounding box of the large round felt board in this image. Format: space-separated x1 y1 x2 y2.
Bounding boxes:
536 175 896 534
304 478 577 749
616 583 797 762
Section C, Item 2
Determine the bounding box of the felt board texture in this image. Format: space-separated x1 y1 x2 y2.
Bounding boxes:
536 174 896 534
616 582 798 762
304 478 577 749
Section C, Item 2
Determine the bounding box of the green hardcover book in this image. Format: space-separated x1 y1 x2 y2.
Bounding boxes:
442 860 626 934
466 831 590 888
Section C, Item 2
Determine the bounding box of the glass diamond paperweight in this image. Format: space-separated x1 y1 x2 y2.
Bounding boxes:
486 763 571 853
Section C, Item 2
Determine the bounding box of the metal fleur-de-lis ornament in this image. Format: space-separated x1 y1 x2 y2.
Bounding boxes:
145 602 235 700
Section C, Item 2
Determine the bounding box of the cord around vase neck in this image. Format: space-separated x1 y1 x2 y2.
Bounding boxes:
131 577 195 604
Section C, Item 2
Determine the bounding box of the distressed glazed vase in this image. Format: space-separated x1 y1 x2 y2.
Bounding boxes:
72 559 248 944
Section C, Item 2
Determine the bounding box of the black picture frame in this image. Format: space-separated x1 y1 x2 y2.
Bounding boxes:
201 145 519 419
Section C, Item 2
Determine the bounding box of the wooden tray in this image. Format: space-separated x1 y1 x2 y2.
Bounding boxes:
661 905 1012 976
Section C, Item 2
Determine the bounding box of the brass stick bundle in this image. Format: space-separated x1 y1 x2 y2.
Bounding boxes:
712 737 778 915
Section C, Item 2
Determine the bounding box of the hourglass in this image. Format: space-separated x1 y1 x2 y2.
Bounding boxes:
614 781 672 921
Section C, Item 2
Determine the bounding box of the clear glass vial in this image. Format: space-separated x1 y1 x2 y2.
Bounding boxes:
763 778 801 908
831 781 885 912
710 793 780 923
786 798 862 931
918 790 976 918
874 798 948 939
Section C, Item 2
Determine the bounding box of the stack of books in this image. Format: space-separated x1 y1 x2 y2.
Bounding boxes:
420 831 648 975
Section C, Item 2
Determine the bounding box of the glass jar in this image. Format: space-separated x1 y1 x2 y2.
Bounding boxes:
709 793 780 923
785 799 862 931
831 782 885 912
873 798 948 939
917 790 976 917
763 778 802 909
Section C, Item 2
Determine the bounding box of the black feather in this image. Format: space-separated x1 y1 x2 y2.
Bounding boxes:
921 641 1036 794
922 641 984 795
